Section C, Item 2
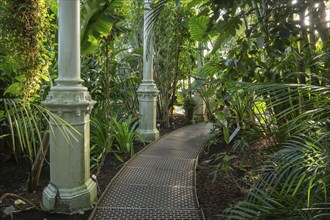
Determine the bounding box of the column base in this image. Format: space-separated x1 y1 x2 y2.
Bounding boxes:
42 178 97 214
138 128 160 143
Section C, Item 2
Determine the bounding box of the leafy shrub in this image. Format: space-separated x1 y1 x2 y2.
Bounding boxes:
90 115 117 173
183 96 197 124
220 84 330 219
112 115 144 157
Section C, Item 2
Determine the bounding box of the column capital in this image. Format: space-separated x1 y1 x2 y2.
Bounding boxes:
42 90 96 116
137 81 159 94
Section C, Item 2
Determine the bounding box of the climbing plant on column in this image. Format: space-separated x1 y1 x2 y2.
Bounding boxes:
0 0 56 103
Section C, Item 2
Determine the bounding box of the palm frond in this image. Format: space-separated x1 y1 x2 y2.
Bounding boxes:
1 99 81 161
223 133 330 219
80 0 126 54
145 0 168 32
221 80 330 219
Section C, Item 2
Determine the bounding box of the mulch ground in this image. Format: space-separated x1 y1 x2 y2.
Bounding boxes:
196 142 247 220
196 136 269 219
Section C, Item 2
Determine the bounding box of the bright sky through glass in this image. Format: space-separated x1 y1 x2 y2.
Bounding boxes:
292 0 330 27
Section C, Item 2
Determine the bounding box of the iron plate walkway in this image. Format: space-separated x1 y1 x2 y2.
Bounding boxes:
89 123 212 220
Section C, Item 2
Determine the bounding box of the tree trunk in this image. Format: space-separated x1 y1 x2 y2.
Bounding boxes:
169 11 180 117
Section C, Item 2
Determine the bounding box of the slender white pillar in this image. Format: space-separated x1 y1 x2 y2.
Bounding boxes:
194 43 206 122
42 0 97 213
137 0 160 142
56 0 81 86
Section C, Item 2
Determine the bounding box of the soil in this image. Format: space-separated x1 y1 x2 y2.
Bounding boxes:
196 142 245 220
196 137 269 219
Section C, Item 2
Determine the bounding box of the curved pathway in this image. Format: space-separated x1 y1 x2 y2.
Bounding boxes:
89 123 212 220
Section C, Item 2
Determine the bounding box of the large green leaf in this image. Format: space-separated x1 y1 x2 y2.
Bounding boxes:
197 61 220 78
4 83 22 96
188 16 209 42
80 0 124 54
80 0 106 41
211 32 231 53
216 17 242 35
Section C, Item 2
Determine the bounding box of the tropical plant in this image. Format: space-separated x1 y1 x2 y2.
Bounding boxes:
221 135 330 219
185 0 330 218
112 115 144 157
216 82 330 219
183 96 197 124
77 0 142 175
90 113 116 174
0 0 56 103
80 0 128 54
208 152 238 183
0 0 57 192
150 0 198 127
80 0 141 122
0 0 131 192
1 99 79 191
205 126 222 150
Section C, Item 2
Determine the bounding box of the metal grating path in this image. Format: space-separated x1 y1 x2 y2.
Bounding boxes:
89 123 212 220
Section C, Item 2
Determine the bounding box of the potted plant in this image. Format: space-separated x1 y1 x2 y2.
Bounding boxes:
183 96 197 124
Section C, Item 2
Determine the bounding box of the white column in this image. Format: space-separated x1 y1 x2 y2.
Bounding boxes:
42 0 97 213
56 0 82 86
194 43 206 122
137 0 160 142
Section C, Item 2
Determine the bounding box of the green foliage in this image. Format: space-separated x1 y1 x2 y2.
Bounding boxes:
190 0 330 218
248 83 330 138
2 99 80 161
90 109 144 172
80 0 128 54
81 41 141 120
80 0 144 174
0 0 56 102
90 114 118 173
4 83 22 97
218 83 330 219
188 16 210 42
0 0 56 192
222 134 330 219
80 0 139 122
183 96 197 111
91 116 113 154
206 127 222 149
208 152 237 183
1 1 328 217
112 116 143 157
152 1 197 126
0 99 80 191
3 100 42 161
